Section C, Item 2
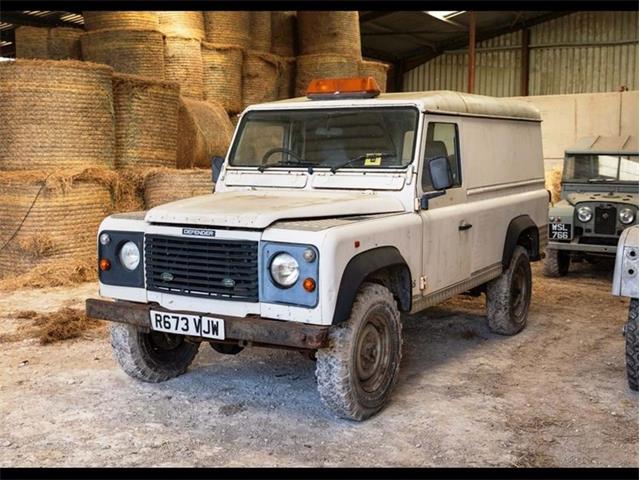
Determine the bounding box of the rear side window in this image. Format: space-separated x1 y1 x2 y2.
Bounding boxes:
422 122 462 191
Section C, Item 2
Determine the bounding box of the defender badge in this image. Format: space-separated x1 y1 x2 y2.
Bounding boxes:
161 272 174 282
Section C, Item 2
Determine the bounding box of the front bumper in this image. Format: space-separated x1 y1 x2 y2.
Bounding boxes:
548 240 617 255
86 299 329 350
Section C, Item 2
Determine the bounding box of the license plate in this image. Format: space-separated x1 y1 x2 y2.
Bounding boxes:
549 223 572 241
149 310 225 340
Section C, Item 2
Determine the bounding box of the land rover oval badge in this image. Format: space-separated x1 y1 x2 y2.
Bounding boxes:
222 277 235 288
161 272 174 282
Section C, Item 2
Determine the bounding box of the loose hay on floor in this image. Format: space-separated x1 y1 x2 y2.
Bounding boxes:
12 307 103 345
0 260 97 292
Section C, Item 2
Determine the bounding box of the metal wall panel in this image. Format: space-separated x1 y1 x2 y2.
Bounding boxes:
403 12 638 96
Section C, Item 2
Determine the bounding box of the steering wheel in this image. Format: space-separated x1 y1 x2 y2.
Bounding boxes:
261 147 305 165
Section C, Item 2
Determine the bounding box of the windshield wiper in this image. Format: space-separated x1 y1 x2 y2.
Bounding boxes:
329 153 396 174
587 177 616 182
257 160 315 174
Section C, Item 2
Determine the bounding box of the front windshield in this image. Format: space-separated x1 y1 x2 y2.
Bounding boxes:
228 108 419 170
563 154 639 183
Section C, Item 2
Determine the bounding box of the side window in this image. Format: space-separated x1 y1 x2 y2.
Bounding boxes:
422 122 462 191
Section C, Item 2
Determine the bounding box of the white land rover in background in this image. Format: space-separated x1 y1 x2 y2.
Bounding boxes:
87 78 549 421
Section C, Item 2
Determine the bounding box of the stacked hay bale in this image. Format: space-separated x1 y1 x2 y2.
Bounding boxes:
158 11 205 39
144 168 214 209
243 52 279 108
295 11 363 96
15 26 83 60
359 59 391 93
271 12 297 99
0 60 117 281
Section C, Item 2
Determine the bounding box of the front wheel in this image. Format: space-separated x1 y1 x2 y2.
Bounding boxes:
486 246 532 335
316 283 402 421
110 323 199 382
626 299 638 391
543 247 570 277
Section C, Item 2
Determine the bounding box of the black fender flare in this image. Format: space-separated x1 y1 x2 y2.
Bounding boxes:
332 246 411 325
502 215 540 268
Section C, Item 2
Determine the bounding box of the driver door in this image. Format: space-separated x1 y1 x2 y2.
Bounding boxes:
419 118 473 295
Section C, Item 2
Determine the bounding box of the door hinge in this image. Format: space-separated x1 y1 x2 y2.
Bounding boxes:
419 276 427 290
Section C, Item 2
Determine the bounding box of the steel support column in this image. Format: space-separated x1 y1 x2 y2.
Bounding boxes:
467 12 476 94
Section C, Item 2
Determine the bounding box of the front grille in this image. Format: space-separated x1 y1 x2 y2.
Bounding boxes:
578 236 619 246
594 206 617 235
145 234 259 302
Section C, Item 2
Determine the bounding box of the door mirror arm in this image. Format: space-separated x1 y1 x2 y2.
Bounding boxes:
419 190 446 210
211 156 225 185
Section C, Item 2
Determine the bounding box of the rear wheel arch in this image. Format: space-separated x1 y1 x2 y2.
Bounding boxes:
502 215 540 269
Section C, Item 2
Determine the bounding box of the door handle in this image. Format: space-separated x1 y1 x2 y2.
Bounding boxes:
459 222 473 231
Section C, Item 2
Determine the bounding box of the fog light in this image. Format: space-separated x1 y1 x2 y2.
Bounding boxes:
99 258 111 271
303 278 316 292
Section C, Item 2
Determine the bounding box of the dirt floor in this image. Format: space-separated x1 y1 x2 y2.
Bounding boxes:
0 260 637 467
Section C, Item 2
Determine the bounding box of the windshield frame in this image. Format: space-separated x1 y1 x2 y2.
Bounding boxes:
226 105 421 172
562 152 639 184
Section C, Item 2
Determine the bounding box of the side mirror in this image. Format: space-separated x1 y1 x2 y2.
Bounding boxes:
428 155 453 191
211 156 225 184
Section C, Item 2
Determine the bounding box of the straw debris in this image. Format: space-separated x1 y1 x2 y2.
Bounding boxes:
8 307 103 345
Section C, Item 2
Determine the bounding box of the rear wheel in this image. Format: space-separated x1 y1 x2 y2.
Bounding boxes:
626 299 638 391
486 246 532 335
110 323 199 382
543 247 570 277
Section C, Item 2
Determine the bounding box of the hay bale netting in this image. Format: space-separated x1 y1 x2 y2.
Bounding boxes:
277 56 296 99
83 11 159 31
158 11 205 40
0 60 115 171
0 170 114 279
81 29 165 78
113 73 180 169
178 98 234 169
249 11 272 51
297 11 361 58
144 169 214 209
203 12 250 50
15 26 49 59
243 52 279 108
164 36 204 99
202 42 244 114
295 54 359 96
271 11 297 57
359 60 390 92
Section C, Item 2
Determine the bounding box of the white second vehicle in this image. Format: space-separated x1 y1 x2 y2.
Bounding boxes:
87 78 549 420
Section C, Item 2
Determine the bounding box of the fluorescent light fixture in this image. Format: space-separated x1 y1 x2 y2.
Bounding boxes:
425 11 466 21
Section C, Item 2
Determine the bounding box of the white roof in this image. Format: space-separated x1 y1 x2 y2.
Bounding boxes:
254 90 541 121
567 135 639 154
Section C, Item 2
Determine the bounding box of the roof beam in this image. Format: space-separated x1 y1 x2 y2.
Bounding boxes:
359 11 394 23
1 11 84 29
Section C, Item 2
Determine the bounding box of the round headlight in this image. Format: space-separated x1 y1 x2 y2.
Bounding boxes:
620 208 635 225
577 206 593 223
119 241 140 271
270 253 299 287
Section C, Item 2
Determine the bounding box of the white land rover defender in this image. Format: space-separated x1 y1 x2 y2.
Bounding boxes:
87 78 549 420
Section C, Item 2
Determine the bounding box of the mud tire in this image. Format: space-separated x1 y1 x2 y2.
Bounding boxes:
626 299 639 391
543 247 570 277
316 283 402 421
110 323 199 383
486 246 532 336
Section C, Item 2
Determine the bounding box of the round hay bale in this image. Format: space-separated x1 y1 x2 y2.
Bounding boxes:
295 54 359 96
15 26 49 59
243 51 279 108
276 56 296 99
358 60 390 92
158 11 205 40
270 11 297 57
297 11 361 58
203 12 250 50
545 167 563 204
144 168 213 209
0 170 114 279
48 28 83 60
177 98 233 169
113 73 180 169
249 11 272 51
83 11 159 31
202 42 244 114
0 59 115 171
229 113 240 128
81 29 165 78
164 36 204 99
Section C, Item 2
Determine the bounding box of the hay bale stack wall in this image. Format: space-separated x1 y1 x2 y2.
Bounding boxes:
83 11 159 31
158 11 205 40
15 26 82 60
203 12 250 50
271 11 297 57
277 56 296 99
297 11 361 58
15 26 50 59
0 60 115 171
144 169 214 209
0 171 114 279
164 36 204 99
81 29 165 79
202 42 244 114
249 11 272 52
243 52 279 108
113 73 180 169
358 60 390 92
177 98 234 169
295 54 359 96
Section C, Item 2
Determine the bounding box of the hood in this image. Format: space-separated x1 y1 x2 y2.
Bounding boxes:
565 191 638 207
144 190 406 229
